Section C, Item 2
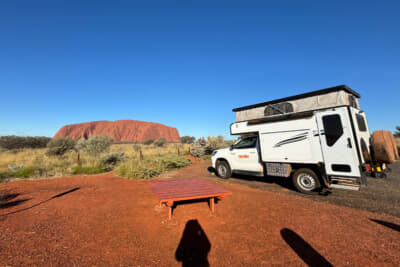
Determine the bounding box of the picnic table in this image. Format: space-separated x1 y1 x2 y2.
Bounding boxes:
149 178 232 220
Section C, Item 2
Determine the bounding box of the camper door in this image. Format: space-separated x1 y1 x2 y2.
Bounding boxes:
316 108 361 178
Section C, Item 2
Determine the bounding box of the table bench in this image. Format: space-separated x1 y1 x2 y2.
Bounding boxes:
149 178 232 220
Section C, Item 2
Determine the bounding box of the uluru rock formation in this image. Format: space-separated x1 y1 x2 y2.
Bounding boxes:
53 120 180 142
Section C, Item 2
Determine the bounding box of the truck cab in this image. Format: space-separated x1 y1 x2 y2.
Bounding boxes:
211 135 263 178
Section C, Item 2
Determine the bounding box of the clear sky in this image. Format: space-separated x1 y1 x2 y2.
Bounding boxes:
1 0 399 139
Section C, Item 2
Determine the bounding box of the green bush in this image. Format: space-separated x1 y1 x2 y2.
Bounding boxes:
0 136 52 150
154 137 166 147
13 167 35 178
46 137 76 156
142 139 154 145
72 164 108 175
75 135 113 157
0 171 11 181
102 152 125 166
180 136 195 144
159 154 192 169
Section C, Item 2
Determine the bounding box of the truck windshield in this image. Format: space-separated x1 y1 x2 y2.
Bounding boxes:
233 136 257 149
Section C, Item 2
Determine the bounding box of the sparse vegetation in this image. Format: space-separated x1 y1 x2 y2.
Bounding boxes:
46 137 76 157
0 138 195 181
0 134 230 181
142 139 154 145
0 136 51 150
190 136 234 157
116 154 191 180
75 135 113 157
154 137 166 147
180 136 195 144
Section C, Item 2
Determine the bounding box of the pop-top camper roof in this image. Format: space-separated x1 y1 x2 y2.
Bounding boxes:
233 85 361 122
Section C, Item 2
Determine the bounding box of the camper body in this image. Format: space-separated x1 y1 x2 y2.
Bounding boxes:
211 85 371 193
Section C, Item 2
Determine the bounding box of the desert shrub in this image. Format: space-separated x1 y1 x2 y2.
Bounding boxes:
116 155 191 180
132 144 141 152
116 161 161 180
0 136 51 150
8 163 25 172
46 137 76 156
75 135 113 157
190 143 207 157
158 154 192 169
197 137 207 146
72 163 108 175
190 136 233 157
142 139 154 145
180 136 195 144
13 167 35 178
102 152 125 166
154 137 166 147
0 171 11 181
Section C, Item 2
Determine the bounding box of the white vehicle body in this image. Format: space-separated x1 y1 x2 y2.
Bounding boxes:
212 85 371 192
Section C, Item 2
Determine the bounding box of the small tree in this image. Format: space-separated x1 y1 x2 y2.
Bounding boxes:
154 137 166 147
76 135 113 157
46 137 76 157
395 126 400 137
180 136 196 144
142 139 154 145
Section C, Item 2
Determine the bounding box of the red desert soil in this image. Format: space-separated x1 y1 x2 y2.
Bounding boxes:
53 119 180 142
1 161 399 266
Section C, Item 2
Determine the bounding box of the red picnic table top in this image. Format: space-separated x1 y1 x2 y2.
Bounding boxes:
149 178 232 219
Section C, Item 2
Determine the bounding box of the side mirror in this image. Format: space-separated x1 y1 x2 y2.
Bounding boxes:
229 145 233 151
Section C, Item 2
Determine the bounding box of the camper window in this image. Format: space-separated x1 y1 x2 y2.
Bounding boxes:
356 114 367 132
322 114 343 147
232 136 257 149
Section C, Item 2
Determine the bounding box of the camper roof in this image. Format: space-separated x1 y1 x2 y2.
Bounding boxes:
232 85 360 112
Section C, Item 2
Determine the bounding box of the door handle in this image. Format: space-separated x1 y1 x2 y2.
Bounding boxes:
347 138 352 148
250 152 256 154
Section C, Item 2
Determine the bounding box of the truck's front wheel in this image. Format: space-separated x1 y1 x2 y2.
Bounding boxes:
292 168 321 194
216 160 231 179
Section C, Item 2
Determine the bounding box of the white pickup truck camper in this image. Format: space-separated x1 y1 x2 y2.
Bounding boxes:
211 85 373 193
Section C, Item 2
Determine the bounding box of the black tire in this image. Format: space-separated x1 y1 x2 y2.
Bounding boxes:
215 160 231 179
292 168 321 194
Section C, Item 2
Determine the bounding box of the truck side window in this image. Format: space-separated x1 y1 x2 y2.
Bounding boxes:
322 115 343 147
233 137 257 149
356 114 367 132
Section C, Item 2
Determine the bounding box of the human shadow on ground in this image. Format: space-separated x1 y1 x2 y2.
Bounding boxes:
280 228 333 267
0 187 80 217
175 219 211 267
171 198 219 216
370 219 400 232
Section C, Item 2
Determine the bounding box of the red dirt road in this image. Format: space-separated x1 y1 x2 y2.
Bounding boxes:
1 161 399 266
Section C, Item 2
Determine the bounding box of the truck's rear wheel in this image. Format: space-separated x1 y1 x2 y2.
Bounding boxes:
292 168 321 194
216 161 231 179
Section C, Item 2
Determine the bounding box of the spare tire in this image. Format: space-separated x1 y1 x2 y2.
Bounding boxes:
372 130 395 163
387 131 399 160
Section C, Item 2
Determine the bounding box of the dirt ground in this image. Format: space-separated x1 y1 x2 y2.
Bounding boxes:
1 160 400 266
228 161 400 218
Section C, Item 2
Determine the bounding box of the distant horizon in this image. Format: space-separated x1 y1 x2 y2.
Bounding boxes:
1 1 399 138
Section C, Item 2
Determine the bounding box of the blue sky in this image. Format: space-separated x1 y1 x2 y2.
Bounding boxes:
1 0 399 139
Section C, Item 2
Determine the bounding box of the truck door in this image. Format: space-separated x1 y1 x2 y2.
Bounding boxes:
316 108 361 178
229 136 263 173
